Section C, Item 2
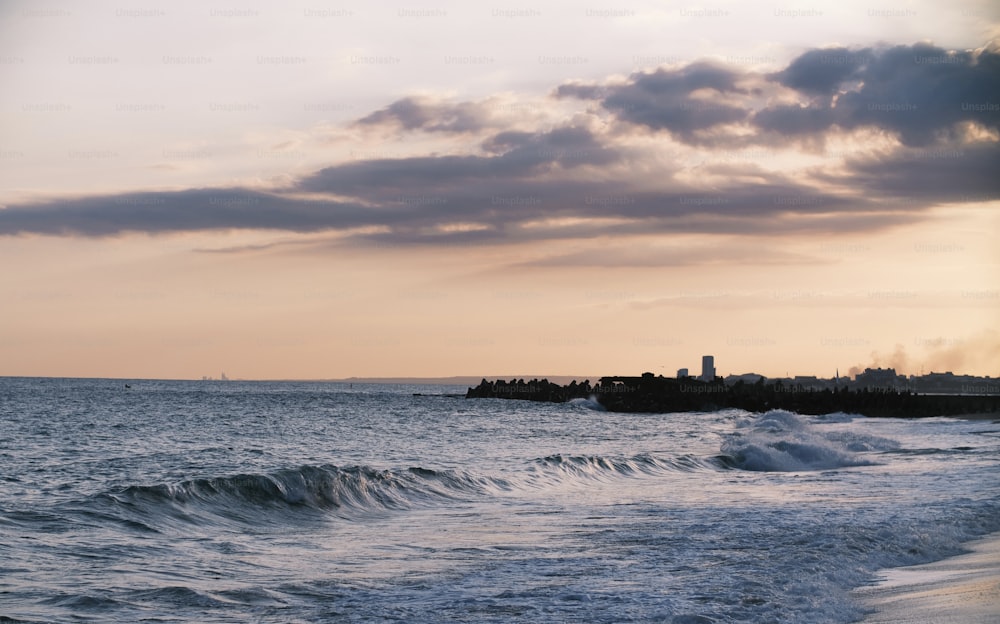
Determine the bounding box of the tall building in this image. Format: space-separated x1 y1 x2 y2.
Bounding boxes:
700 355 715 381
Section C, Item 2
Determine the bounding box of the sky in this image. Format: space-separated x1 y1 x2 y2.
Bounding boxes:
1 0 999 380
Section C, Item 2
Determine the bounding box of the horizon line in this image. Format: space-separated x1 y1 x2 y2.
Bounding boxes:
1 369 996 384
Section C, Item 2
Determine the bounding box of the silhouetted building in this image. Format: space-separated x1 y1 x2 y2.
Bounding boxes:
725 373 765 385
677 368 689 378
700 355 715 382
854 367 906 389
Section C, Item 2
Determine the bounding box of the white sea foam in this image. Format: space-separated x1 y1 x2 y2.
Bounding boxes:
721 409 899 471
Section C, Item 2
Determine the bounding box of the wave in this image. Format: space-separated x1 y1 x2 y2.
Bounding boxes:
99 464 511 524
567 396 606 411
719 410 901 472
532 452 717 482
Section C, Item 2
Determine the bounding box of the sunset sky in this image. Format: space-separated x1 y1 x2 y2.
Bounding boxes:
1 0 998 380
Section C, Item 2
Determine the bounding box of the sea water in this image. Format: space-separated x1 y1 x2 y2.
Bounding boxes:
1 377 998 623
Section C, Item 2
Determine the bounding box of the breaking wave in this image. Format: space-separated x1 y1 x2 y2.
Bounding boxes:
720 410 901 472
533 452 717 482
567 396 607 411
99 464 512 524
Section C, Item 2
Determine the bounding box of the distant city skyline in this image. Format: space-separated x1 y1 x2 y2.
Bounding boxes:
1 0 998 380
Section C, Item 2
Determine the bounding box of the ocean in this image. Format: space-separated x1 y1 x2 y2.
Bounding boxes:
1 377 998 623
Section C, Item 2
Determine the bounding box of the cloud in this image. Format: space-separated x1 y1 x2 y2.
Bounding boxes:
556 62 751 144
523 242 822 268
770 47 874 95
756 42 1000 146
818 141 1000 203
0 189 371 237
1 41 996 249
558 42 1000 149
353 96 493 134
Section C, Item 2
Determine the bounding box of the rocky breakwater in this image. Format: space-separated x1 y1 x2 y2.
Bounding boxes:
466 374 1000 418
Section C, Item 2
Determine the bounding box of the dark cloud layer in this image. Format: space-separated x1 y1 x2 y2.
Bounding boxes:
823 142 1000 203
557 62 748 142
759 43 1000 146
560 42 1000 147
1 41 997 247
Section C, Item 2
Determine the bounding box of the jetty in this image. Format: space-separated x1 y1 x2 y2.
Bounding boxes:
465 374 1000 419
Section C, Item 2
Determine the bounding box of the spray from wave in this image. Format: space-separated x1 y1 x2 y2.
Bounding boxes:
719 410 901 472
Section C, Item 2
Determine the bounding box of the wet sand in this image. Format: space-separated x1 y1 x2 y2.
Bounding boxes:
856 533 1000 623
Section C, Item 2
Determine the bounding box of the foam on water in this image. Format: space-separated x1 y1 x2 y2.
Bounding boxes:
720 409 901 472
568 395 607 411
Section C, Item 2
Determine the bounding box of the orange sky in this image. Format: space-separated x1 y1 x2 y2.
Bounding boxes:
1 0 998 379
